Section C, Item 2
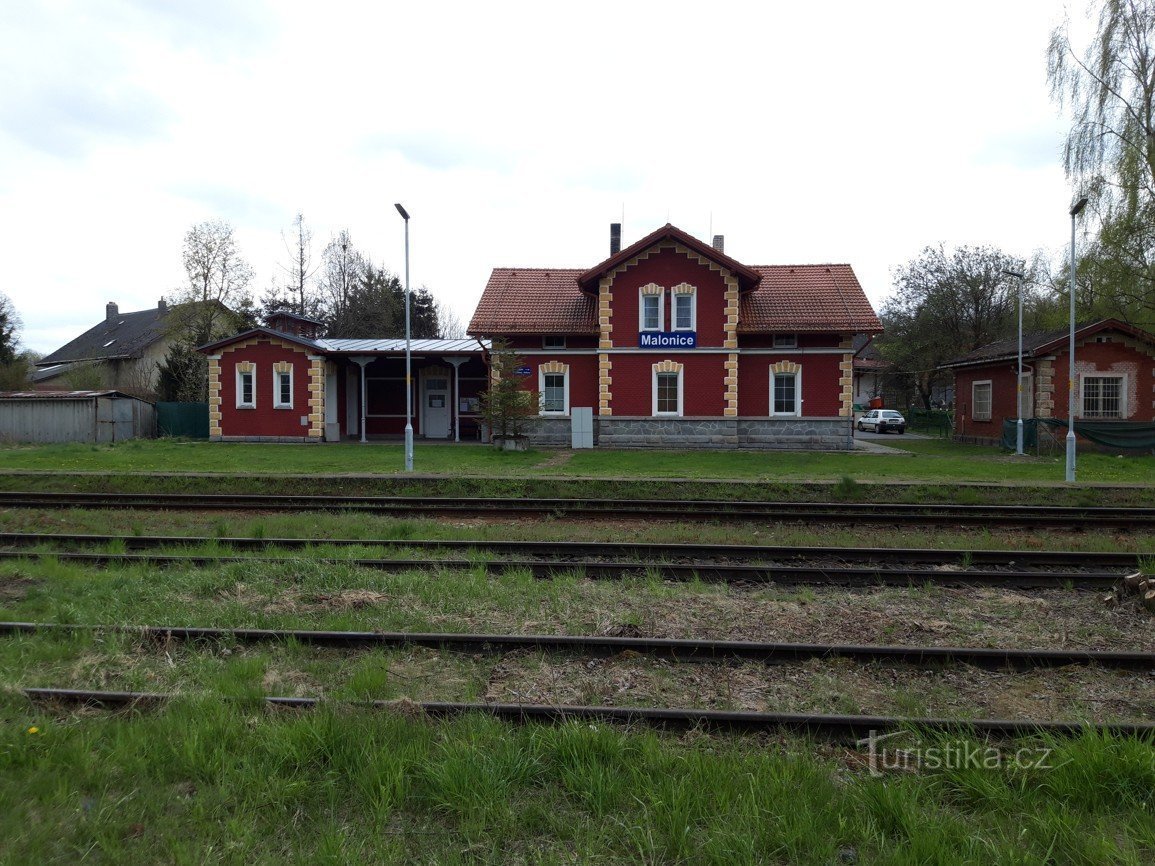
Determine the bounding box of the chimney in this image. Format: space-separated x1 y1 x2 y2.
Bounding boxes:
158 298 168 312
106 302 118 322
712 235 725 253
610 223 622 256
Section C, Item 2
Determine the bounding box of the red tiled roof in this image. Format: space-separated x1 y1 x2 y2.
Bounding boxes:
739 265 881 334
468 235 881 337
468 268 597 335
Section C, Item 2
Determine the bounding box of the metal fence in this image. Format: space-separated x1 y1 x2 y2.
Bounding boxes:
156 402 209 439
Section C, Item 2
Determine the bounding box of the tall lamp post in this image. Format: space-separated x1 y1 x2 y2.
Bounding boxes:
1066 196 1088 483
1003 269 1026 456
395 203 414 472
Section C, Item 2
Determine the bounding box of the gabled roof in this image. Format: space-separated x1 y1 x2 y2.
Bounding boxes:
198 327 325 355
940 319 1155 369
38 305 170 366
739 265 881 333
469 226 881 337
576 223 763 293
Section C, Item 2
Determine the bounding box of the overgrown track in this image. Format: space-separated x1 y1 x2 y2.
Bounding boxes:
0 532 1147 568
22 687 1155 743
1 491 1153 527
5 621 1152 670
0 549 1130 589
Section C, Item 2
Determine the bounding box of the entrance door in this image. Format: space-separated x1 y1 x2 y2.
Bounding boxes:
422 368 451 439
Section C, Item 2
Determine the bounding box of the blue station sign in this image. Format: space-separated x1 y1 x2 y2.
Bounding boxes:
639 331 696 349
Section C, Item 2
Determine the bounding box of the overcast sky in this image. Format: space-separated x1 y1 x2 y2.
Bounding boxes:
1 0 1088 353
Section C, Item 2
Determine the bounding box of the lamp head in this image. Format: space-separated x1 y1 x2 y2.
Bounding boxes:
394 203 410 220
1070 197 1088 217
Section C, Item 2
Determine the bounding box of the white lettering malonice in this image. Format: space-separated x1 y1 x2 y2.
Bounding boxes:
639 332 697 348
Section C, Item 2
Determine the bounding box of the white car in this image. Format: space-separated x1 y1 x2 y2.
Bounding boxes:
857 409 906 434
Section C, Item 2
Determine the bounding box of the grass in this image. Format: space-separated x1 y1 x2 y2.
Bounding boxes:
2 437 1155 485
0 699 1152 863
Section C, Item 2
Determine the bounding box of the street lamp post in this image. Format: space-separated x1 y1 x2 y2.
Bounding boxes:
1003 269 1026 456
395 203 413 472
1066 196 1088 483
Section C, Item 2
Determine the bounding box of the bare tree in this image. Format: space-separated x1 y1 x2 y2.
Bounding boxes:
277 212 321 318
317 229 367 323
175 218 255 344
435 299 466 338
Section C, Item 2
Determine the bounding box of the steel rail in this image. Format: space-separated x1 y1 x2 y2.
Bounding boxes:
0 491 1151 526
21 687 1155 743
4 621 1151 670
0 549 1124 587
0 532 1147 568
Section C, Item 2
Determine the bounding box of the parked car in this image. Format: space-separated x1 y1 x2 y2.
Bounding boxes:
857 409 906 434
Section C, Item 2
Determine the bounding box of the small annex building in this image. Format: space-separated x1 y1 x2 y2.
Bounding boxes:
199 312 488 443
941 319 1155 446
468 223 881 449
0 390 155 443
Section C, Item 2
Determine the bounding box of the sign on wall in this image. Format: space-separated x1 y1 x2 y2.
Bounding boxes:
639 331 696 349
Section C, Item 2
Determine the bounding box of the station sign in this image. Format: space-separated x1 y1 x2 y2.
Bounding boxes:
514 365 532 376
639 331 696 349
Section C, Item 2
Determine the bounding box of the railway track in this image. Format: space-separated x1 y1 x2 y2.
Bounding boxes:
6 620 1153 670
1 490 1153 527
21 687 1155 743
0 548 1132 588
0 531 1147 568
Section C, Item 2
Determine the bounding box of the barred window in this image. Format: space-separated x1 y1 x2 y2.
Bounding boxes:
1082 375 1123 418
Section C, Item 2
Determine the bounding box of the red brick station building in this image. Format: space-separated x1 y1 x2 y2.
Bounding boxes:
201 223 882 449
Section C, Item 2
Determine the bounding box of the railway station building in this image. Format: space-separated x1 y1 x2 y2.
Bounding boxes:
201 223 881 449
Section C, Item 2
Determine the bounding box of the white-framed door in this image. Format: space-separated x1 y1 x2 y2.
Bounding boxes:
420 367 451 439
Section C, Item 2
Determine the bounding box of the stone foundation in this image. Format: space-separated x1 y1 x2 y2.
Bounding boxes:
213 435 323 443
522 416 852 450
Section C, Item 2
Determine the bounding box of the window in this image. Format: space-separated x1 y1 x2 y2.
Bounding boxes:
1082 374 1125 418
541 373 566 413
543 335 567 349
972 380 992 421
654 372 680 415
236 366 255 409
772 334 797 349
639 287 663 331
771 371 801 416
1018 372 1033 419
274 369 293 409
672 285 695 331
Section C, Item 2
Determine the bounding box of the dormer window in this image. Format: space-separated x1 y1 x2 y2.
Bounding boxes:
772 334 797 349
543 335 566 349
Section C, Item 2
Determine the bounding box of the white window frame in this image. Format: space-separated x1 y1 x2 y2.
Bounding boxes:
639 289 664 332
538 368 569 415
236 366 256 409
769 368 802 417
672 289 695 331
273 367 293 409
772 333 798 349
1079 373 1126 419
652 368 683 417
542 335 567 349
972 380 992 421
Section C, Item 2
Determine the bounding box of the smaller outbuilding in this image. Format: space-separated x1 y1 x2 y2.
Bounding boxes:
941 319 1155 446
0 390 156 443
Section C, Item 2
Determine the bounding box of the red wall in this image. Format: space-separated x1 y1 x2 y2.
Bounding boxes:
218 340 314 437
609 246 728 348
608 353 727 416
737 353 843 416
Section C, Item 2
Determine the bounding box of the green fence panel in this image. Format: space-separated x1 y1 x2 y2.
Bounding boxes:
156 402 209 439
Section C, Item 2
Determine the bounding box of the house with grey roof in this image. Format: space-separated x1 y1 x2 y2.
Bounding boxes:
34 300 175 397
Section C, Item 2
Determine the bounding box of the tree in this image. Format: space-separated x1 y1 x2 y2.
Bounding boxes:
276 212 322 318
478 339 536 442
324 265 443 339
0 291 21 365
878 245 1026 409
172 218 255 345
1049 0 1155 324
317 229 368 325
155 343 208 403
